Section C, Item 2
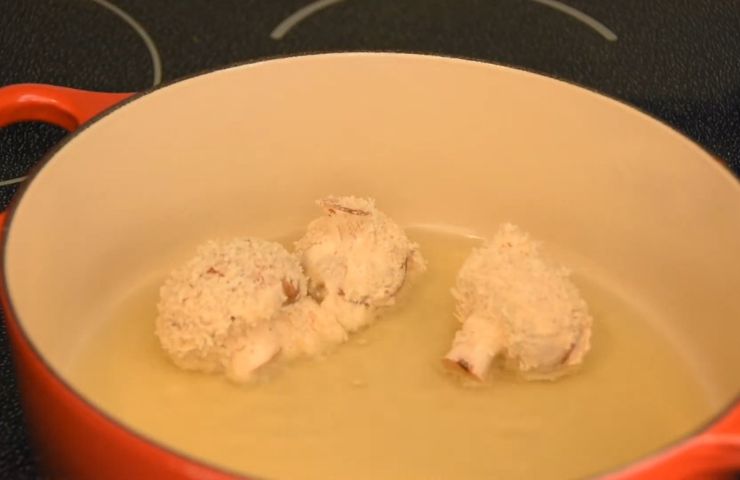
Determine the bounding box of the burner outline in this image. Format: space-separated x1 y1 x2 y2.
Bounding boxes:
91 0 163 84
270 0 617 42
1 0 164 188
0 177 28 187
530 0 617 41
271 0 345 40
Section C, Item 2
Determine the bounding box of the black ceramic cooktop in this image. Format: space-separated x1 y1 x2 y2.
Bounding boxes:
1 1 740 478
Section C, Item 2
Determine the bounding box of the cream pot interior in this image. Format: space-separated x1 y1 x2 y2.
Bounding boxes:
4 53 740 474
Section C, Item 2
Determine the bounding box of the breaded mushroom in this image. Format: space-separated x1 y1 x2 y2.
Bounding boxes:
295 196 426 332
444 224 592 380
156 238 305 382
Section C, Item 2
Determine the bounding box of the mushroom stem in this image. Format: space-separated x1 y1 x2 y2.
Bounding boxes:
443 313 502 380
228 325 281 383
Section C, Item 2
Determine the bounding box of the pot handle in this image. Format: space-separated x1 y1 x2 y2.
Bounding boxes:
0 83 133 131
605 406 740 479
0 83 134 224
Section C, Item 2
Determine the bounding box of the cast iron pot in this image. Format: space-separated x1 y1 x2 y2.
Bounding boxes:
0 53 738 479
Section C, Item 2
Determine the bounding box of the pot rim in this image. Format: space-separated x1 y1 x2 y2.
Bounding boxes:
2 51 738 480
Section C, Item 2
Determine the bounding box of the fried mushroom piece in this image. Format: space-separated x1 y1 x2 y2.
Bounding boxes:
156 238 306 382
295 196 426 332
444 224 592 381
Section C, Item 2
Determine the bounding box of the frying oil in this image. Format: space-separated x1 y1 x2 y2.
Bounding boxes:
67 229 715 480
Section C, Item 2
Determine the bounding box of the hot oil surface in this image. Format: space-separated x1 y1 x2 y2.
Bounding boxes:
67 229 715 479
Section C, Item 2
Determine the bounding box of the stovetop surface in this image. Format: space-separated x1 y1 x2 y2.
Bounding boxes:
2 1 739 478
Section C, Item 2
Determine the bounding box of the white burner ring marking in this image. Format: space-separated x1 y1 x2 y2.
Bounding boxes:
530 0 617 41
271 0 617 42
271 0 345 40
90 0 163 85
0 177 26 187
